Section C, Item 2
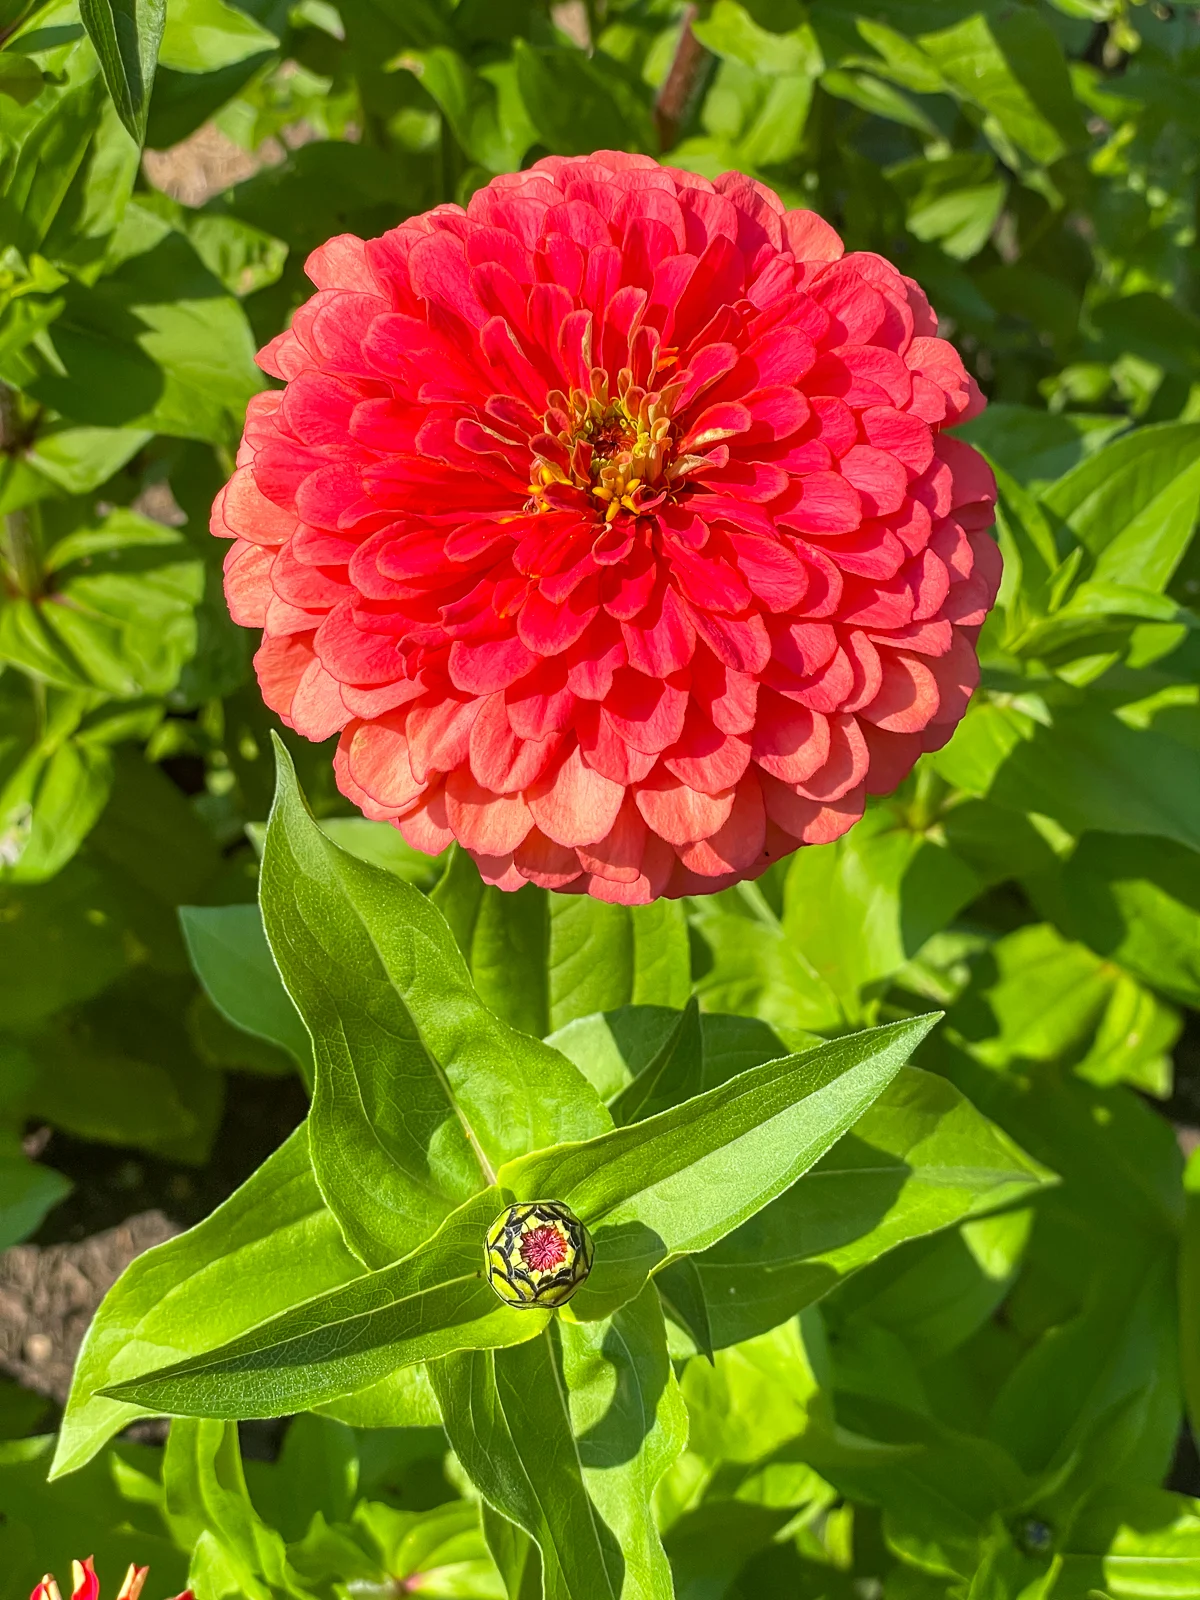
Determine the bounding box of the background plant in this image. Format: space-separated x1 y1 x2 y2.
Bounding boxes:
2 1 1200 1597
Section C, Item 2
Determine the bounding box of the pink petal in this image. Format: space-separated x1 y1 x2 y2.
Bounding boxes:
676 772 766 876
290 658 350 741
446 771 533 855
513 829 583 889
397 783 455 853
750 690 831 784
576 795 647 884
635 771 735 846
760 771 866 843
860 650 940 733
526 742 625 847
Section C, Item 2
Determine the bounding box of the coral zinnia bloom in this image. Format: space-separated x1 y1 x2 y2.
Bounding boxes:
213 152 999 901
31 1556 192 1600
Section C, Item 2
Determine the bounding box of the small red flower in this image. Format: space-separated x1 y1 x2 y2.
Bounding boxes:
520 1223 568 1273
213 152 999 900
30 1557 192 1600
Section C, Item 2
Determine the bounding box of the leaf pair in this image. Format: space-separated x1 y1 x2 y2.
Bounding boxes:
52 746 1052 1600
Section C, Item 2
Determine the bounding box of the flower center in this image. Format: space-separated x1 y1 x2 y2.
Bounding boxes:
528 369 685 522
519 1223 568 1273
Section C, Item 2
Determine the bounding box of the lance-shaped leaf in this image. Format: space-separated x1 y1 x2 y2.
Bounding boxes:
51 1123 365 1478
79 0 166 144
609 997 704 1126
99 1188 550 1418
261 739 609 1267
507 1014 941 1319
430 1284 686 1600
655 1065 1055 1351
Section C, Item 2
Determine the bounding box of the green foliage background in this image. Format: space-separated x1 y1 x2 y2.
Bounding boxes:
3 0 1200 1596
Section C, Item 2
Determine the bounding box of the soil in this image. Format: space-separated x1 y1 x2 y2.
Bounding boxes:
0 1211 179 1406
0 1071 308 1426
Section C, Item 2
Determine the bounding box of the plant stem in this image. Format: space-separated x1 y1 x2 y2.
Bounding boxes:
653 5 709 152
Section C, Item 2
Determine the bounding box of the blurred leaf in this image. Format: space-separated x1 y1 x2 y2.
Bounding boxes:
27 202 263 444
158 0 278 73
1054 834 1200 1009
919 10 1086 166
180 902 312 1077
0 1135 70 1250
512 39 654 156
1041 422 1200 595
0 51 43 104
954 405 1128 495
398 47 534 173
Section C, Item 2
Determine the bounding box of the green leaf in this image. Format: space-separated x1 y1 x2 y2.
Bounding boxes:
546 1005 796 1104
316 816 447 889
51 1124 365 1477
261 740 609 1266
693 2 822 76
163 1418 309 1598
397 47 534 173
158 0 278 73
1180 1151 1200 1465
0 51 44 105
779 806 984 1018
24 423 152 494
1054 834 1200 1009
180 903 312 1078
934 701 1200 855
27 202 263 445
609 996 704 1126
27 509 205 699
434 852 692 1041
78 0 166 144
1041 422 1200 596
100 1187 550 1417
431 1284 686 1600
1066 1487 1200 1600
690 892 842 1040
512 38 654 156
504 1014 941 1318
0 721 114 883
547 894 691 1033
919 10 1086 166
0 1138 71 1251
660 1065 1052 1350
953 404 1128 495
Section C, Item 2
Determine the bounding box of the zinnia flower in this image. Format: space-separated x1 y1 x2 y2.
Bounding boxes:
213 152 999 902
31 1557 192 1600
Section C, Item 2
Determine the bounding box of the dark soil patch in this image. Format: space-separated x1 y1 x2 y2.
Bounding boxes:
29 1069 309 1245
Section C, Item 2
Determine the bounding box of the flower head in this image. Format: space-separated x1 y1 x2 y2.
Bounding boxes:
214 153 999 901
486 1201 594 1307
30 1558 192 1600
